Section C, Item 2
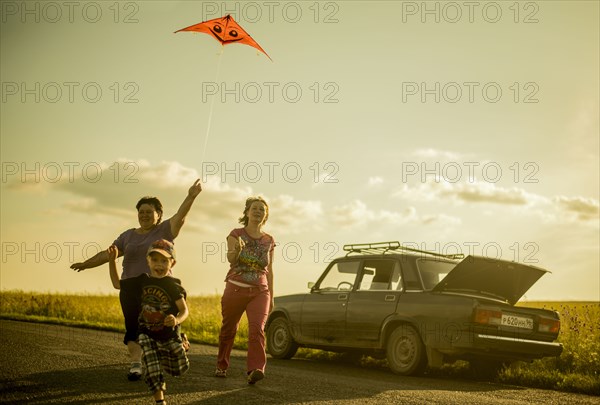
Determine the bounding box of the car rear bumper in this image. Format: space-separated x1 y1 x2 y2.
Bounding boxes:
436 332 563 361
476 333 563 355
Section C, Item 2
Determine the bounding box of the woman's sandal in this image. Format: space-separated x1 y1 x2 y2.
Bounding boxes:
214 368 227 378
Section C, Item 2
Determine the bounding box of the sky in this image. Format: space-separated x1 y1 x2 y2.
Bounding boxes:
1 1 599 301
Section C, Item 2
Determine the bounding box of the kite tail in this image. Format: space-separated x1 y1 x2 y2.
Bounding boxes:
201 47 224 164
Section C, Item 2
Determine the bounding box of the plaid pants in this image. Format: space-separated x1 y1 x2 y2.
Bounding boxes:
138 333 189 393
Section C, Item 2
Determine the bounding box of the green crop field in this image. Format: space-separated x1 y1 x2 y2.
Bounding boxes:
1 291 598 396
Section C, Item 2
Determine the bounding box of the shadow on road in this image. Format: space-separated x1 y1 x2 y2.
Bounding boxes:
1 363 148 404
1 320 533 405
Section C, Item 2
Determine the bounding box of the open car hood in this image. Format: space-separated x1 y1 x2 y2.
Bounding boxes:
431 255 550 305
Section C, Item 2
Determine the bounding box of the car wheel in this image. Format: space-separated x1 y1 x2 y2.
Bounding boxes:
386 324 426 375
267 317 299 359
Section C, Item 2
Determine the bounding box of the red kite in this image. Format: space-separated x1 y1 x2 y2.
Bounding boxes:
175 14 271 61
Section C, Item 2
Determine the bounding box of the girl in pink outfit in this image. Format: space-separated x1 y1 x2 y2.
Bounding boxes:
215 197 275 385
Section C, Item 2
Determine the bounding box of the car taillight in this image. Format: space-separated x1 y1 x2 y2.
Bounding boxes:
473 308 502 326
538 317 560 333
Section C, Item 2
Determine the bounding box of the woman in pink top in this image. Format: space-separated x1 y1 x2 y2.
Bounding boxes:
70 179 202 380
215 197 275 384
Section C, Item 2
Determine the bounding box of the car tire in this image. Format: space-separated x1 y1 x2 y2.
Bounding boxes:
266 317 299 359
386 324 426 375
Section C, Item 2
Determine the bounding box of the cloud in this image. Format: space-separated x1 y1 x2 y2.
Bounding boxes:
330 200 458 229
393 179 598 224
137 160 199 188
10 158 594 242
4 180 44 192
5 159 330 235
420 213 462 226
395 179 536 206
61 197 131 219
368 176 384 186
311 172 340 188
392 148 598 225
268 195 324 234
330 200 372 228
412 148 463 161
2 159 247 233
19 159 450 234
553 196 599 221
440 182 530 205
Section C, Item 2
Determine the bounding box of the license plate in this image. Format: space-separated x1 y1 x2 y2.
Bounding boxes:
501 314 533 329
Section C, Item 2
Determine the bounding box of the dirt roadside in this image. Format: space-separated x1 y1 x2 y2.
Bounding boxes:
1 320 597 405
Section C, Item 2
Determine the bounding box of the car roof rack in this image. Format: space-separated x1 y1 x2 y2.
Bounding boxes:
343 241 464 260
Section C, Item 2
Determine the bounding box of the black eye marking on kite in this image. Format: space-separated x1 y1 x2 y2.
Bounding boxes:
213 25 222 33
229 30 238 38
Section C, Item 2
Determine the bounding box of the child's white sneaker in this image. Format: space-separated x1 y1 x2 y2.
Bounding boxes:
127 362 142 381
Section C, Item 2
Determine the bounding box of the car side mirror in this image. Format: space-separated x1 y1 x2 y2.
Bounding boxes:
308 281 315 291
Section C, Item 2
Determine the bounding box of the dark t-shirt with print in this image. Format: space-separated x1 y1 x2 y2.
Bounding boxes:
122 274 186 341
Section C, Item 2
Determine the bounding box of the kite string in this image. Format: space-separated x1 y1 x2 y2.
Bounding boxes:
200 47 224 164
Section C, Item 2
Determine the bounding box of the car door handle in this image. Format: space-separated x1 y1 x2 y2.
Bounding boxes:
385 295 396 302
338 294 348 300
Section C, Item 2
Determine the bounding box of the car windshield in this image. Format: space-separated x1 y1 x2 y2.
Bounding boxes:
416 259 456 290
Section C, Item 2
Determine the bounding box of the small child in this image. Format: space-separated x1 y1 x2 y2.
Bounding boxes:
108 239 189 405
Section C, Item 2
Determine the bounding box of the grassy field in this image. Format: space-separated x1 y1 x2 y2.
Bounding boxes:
503 301 600 395
1 291 598 396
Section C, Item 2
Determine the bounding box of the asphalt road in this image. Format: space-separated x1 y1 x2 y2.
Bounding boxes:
1 320 598 405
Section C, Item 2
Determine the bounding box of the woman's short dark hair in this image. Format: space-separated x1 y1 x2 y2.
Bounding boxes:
238 197 269 226
136 196 163 223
